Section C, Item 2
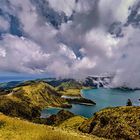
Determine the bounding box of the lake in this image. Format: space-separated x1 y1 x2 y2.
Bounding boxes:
41 88 140 118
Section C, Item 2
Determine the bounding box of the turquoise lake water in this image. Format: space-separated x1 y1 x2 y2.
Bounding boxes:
41 88 140 118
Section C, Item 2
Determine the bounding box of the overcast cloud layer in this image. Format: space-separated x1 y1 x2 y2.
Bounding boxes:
0 0 140 88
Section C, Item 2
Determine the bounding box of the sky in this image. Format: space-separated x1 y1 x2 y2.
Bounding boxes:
0 0 140 88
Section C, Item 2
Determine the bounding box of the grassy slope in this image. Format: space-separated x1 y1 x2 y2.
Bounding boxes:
79 106 140 140
0 81 71 120
56 81 96 105
12 81 69 108
58 116 87 130
59 88 82 97
0 113 104 140
56 80 84 97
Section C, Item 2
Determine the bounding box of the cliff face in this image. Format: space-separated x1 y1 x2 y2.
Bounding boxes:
79 106 140 140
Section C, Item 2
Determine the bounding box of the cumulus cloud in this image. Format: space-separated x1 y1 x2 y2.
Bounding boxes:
0 34 50 73
0 0 140 88
47 0 76 16
99 0 135 26
111 25 140 88
0 16 10 32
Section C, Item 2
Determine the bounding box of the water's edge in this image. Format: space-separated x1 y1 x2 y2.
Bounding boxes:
41 88 140 118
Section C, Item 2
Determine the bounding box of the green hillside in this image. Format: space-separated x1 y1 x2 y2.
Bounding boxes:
0 81 71 120
79 106 140 140
0 113 104 140
12 81 70 108
58 116 87 130
56 80 85 97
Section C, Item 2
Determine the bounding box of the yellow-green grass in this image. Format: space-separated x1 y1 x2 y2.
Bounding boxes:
58 116 87 130
56 80 85 97
58 87 92 97
0 113 104 140
13 81 67 108
0 82 71 120
79 106 140 140
59 89 82 97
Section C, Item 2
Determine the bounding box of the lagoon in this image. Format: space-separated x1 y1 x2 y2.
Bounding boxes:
41 88 140 118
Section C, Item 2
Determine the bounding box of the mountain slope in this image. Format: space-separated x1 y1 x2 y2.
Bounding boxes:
12 81 70 108
56 79 84 97
0 113 104 140
0 81 71 120
79 106 140 140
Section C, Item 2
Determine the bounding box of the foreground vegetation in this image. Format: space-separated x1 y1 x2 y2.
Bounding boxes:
1 105 139 140
79 106 140 140
0 113 105 140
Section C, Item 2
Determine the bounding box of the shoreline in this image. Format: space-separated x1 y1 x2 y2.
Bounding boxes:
41 88 96 118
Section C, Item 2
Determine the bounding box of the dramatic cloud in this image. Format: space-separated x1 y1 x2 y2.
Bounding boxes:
111 26 140 88
0 0 140 88
0 34 50 73
47 0 76 16
0 16 10 32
